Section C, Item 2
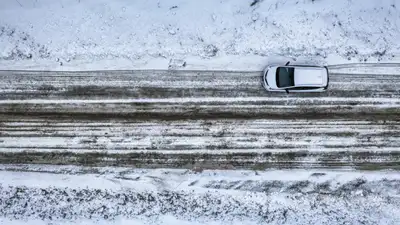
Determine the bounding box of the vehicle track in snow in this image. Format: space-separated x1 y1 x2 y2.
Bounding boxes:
1 67 400 120
1 66 400 100
0 117 399 170
0 64 399 169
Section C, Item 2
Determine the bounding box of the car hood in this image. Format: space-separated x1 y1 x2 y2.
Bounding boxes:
266 67 278 89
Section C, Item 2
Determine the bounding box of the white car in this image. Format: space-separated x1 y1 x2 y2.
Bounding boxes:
262 62 329 93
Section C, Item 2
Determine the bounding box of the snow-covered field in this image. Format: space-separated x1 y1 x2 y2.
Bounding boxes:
1 0 400 70
0 165 400 225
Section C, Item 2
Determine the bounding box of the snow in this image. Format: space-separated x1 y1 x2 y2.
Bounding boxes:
1 119 399 156
0 97 399 104
0 217 263 225
329 63 400 75
1 0 400 71
0 166 400 224
2 165 400 189
1 1 400 224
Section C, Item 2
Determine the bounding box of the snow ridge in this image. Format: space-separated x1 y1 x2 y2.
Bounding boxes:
0 177 400 224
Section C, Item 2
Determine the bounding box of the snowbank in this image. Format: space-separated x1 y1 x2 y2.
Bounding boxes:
1 0 400 70
0 166 400 224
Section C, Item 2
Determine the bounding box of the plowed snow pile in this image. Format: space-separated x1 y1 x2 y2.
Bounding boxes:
0 0 400 70
0 166 400 225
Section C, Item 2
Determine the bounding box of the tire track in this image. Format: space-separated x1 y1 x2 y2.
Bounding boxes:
0 68 400 100
0 149 398 170
1 97 399 120
0 65 399 169
0 117 399 170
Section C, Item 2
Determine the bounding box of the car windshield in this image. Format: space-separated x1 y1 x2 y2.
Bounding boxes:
276 67 295 88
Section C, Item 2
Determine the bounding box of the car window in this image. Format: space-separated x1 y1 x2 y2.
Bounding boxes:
276 67 294 88
289 87 321 90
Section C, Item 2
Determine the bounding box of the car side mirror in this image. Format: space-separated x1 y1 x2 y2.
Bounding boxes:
285 61 290 66
285 89 289 94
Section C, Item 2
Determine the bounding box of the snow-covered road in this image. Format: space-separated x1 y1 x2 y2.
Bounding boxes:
0 64 399 170
2 64 400 100
1 65 400 122
1 117 399 170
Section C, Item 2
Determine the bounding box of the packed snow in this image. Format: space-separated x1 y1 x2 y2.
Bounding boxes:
1 0 400 70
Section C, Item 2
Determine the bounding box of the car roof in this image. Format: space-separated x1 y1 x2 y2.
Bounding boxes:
294 67 325 86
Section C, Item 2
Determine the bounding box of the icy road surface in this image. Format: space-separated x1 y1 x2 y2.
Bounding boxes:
0 64 399 170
